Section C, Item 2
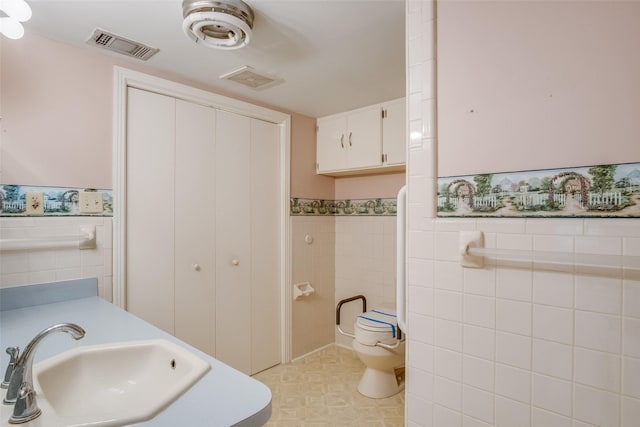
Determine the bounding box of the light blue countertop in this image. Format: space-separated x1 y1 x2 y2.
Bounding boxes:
0 288 271 426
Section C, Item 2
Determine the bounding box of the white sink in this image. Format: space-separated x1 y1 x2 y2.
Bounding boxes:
5 339 210 426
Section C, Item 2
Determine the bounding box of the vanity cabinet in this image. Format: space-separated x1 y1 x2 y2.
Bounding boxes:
126 88 280 376
316 97 406 175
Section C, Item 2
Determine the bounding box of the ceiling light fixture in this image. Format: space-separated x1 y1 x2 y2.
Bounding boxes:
0 0 32 40
182 0 254 50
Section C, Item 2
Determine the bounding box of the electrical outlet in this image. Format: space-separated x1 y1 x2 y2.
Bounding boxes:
25 192 45 216
79 191 103 214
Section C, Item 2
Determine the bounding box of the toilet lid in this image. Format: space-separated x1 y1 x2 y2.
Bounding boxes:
357 309 398 338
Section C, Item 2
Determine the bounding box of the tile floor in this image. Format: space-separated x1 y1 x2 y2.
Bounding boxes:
252 345 405 426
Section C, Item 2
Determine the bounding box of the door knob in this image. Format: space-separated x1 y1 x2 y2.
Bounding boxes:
231 259 239 266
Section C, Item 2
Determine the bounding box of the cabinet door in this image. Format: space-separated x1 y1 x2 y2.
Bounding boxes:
174 100 216 356
126 88 176 335
316 114 347 173
382 98 406 166
345 105 382 169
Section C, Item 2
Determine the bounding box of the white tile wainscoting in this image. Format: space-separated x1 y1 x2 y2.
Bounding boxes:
0 217 113 302
291 216 337 359
292 215 398 353
334 216 398 348
405 215 640 427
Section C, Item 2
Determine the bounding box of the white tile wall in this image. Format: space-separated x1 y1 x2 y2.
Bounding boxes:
405 0 640 425
532 339 573 381
495 363 531 404
334 216 397 347
0 217 113 301
622 396 640 427
463 324 494 361
291 216 336 358
495 332 531 370
495 395 530 427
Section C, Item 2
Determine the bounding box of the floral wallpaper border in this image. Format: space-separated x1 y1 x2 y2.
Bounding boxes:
438 162 640 218
0 184 113 217
11 162 636 219
290 197 397 216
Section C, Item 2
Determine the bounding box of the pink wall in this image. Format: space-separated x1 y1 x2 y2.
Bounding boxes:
437 0 640 177
0 32 326 195
290 114 334 199
334 172 405 199
1 33 115 188
1 31 399 200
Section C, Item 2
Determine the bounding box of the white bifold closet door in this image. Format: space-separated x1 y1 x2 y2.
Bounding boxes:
174 98 217 356
126 88 280 375
127 88 179 337
215 110 281 375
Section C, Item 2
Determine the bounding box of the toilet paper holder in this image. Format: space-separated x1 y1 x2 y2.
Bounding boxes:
293 282 315 300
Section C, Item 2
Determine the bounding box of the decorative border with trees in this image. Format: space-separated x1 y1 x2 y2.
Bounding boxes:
437 162 640 218
0 185 113 216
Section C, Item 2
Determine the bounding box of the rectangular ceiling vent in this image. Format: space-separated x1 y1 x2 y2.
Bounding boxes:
86 28 159 61
219 66 282 90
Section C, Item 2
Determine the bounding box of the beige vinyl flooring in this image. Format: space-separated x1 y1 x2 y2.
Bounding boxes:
252 345 405 426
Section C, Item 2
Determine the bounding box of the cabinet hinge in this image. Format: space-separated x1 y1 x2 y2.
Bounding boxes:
315 125 319 133
382 153 385 163
382 109 387 119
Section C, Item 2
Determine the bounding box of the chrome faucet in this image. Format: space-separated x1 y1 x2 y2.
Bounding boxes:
2 347 20 389
3 323 85 424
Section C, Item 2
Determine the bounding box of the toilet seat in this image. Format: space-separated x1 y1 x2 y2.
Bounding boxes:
355 309 400 346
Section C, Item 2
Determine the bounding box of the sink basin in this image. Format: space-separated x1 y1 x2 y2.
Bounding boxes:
12 339 210 426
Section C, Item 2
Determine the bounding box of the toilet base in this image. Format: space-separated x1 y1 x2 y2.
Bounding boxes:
352 339 406 399
358 366 405 399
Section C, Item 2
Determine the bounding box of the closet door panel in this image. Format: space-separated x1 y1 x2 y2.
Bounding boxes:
126 88 176 335
174 100 217 356
215 110 252 374
250 119 281 374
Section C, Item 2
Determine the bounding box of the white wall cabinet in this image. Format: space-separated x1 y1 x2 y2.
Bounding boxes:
126 88 280 376
380 98 406 166
316 97 406 175
316 105 382 173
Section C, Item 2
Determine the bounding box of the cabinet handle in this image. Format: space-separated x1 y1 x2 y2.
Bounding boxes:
340 134 344 148
193 264 201 271
231 259 240 266
348 132 352 146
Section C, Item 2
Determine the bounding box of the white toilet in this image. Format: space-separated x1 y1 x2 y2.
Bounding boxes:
351 308 406 398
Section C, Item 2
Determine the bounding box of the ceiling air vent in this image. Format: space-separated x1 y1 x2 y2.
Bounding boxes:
86 28 159 61
219 66 282 90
